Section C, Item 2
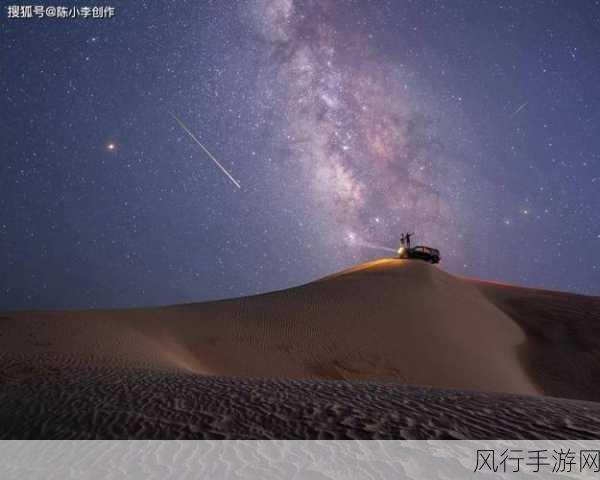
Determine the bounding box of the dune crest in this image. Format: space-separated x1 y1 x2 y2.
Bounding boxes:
1 259 549 396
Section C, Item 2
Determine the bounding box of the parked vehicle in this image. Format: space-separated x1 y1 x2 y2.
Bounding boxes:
397 245 441 264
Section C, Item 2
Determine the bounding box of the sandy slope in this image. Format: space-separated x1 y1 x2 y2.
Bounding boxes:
1 258 599 438
1 260 539 394
474 279 600 401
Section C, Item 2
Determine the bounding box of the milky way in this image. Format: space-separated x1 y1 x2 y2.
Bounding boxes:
250 0 467 259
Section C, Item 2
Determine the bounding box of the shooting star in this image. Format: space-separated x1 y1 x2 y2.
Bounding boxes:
510 101 528 118
169 112 241 189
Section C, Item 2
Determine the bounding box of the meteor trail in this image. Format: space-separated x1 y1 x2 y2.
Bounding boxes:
510 101 528 118
169 112 241 189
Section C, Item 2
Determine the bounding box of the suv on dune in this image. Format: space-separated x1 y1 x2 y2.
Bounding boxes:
397 245 441 264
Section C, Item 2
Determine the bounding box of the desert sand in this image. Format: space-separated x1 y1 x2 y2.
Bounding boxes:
1 258 599 438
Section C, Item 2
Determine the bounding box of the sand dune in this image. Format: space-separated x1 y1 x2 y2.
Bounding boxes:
1 258 599 438
474 279 600 401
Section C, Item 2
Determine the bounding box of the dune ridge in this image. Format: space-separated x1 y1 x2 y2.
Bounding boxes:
1 258 599 438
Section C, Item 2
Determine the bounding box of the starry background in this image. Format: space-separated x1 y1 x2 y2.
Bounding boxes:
2 0 599 310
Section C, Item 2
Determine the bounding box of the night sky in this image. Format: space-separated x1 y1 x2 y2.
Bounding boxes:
2 0 600 310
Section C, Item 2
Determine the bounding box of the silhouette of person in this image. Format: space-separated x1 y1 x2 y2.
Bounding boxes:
406 232 413 249
400 233 405 247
